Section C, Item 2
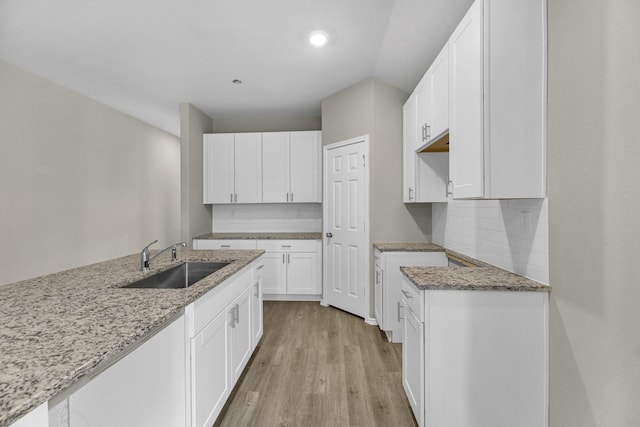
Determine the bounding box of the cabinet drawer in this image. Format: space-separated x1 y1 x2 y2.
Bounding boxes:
193 266 253 334
401 275 424 322
256 239 318 252
194 239 257 250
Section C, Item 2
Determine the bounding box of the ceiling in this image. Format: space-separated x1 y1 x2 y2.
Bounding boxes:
0 0 473 136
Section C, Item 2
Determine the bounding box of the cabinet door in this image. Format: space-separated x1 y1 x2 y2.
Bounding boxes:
402 304 424 427
289 131 321 203
203 134 234 204
429 43 449 141
191 309 231 427
403 94 418 203
261 252 287 294
231 286 253 382
286 252 319 295
234 133 262 203
262 132 290 203
374 264 383 327
449 0 484 199
415 77 430 149
251 279 263 346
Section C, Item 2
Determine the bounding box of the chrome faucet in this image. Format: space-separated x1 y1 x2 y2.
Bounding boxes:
141 240 187 272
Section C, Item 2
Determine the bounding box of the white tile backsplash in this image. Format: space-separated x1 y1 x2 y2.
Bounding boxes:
432 199 549 284
212 203 322 232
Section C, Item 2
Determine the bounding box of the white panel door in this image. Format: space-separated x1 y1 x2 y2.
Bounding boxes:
234 133 262 203
449 0 484 199
324 139 367 318
262 132 290 203
287 252 319 294
203 133 234 204
290 131 320 203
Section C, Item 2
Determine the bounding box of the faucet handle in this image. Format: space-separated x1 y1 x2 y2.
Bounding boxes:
142 239 159 253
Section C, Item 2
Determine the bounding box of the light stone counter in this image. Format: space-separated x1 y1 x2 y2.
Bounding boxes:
0 249 263 426
401 249 550 292
373 242 445 252
194 232 322 240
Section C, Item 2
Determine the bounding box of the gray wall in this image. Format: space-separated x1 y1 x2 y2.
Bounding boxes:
0 60 181 286
321 77 433 317
180 103 213 246
548 0 640 425
212 116 321 133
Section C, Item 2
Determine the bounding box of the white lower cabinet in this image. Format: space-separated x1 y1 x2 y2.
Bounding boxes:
8 403 48 427
69 315 187 427
257 240 321 300
401 275 549 427
188 260 263 427
374 249 447 343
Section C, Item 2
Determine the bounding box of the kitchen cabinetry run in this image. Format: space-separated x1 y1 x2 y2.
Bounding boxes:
262 131 321 203
203 133 262 204
374 249 447 342
188 261 262 427
449 0 546 199
400 275 549 427
258 239 321 299
204 130 321 205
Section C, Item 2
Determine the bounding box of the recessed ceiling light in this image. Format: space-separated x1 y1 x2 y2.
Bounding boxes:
309 31 329 47
232 79 242 84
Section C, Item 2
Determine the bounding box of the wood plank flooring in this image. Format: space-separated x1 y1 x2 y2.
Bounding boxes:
214 301 417 427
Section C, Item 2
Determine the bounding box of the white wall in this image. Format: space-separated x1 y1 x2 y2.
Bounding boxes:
432 199 549 284
547 0 640 425
211 204 322 233
0 60 181 286
180 103 213 247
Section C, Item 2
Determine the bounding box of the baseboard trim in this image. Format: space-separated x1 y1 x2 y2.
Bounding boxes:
263 294 322 302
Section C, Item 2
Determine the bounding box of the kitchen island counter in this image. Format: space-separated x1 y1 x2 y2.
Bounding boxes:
0 249 263 426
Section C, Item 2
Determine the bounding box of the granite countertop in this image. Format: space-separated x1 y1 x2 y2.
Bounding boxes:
373 242 445 252
0 249 263 426
401 249 550 292
194 232 322 240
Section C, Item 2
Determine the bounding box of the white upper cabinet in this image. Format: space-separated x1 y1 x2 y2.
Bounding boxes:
289 131 321 203
403 92 449 203
416 43 450 151
449 0 546 199
262 132 290 203
262 131 321 203
203 133 262 204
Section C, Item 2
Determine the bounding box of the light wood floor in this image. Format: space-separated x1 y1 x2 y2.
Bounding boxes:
214 301 417 427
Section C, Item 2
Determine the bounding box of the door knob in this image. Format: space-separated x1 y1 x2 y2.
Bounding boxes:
326 232 333 238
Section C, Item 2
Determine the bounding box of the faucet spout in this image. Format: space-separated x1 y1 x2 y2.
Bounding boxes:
141 239 158 271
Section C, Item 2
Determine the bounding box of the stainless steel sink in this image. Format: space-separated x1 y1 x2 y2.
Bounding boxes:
123 262 229 289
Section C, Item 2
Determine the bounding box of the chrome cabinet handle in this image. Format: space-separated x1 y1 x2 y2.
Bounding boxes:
447 180 453 197
254 284 260 297
421 124 427 141
398 301 404 321
234 193 238 203
281 245 292 248
286 193 289 202
287 253 290 264
426 124 431 139
291 192 294 202
220 244 231 248
230 193 233 203
409 187 414 201
282 254 285 264
256 264 264 270
401 290 413 299
234 304 240 324
229 309 235 328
